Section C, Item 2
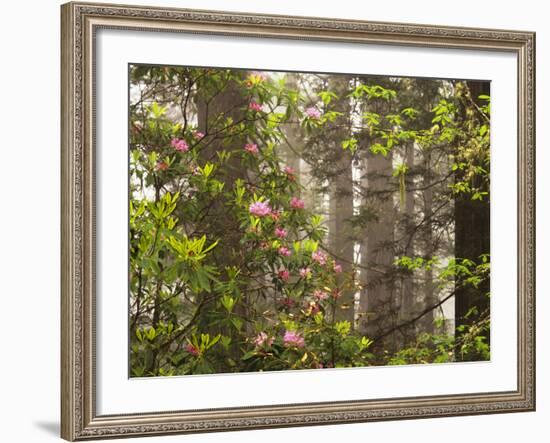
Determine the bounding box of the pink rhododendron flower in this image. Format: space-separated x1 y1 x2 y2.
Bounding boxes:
311 250 328 266
283 330 305 348
283 166 295 175
278 246 291 257
306 301 321 315
275 227 288 238
270 210 282 221
170 138 189 152
290 197 305 209
156 161 169 171
248 100 263 112
299 267 312 279
278 269 290 282
280 298 295 308
313 289 329 300
244 143 259 154
185 343 200 356
249 201 272 217
333 263 343 273
254 332 273 347
284 166 296 181
305 107 321 119
193 131 205 140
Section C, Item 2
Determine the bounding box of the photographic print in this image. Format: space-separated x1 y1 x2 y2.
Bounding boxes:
129 65 491 377
62 4 535 439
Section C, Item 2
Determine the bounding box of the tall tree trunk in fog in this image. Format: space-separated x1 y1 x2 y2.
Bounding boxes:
282 74 302 197
398 141 417 341
419 149 436 334
454 80 491 351
326 77 355 325
359 146 396 349
399 78 446 340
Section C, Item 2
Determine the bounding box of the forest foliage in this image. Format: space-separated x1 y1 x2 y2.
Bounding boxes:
129 65 490 376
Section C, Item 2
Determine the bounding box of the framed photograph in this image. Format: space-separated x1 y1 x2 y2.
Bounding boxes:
61 1 536 440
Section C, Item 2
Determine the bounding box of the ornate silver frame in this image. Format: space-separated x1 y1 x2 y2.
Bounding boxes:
61 1 536 440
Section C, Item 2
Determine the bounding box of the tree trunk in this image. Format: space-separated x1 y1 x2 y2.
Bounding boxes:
195 72 249 351
419 149 436 334
282 74 302 196
454 80 491 354
398 141 417 342
359 147 396 349
326 77 355 325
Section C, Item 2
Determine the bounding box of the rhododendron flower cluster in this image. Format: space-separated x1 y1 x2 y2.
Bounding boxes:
278 246 291 257
244 143 259 154
278 269 290 282
306 301 321 315
305 106 321 119
185 343 200 356
270 210 281 221
312 250 328 265
156 161 169 171
283 330 305 348
170 138 189 152
275 227 288 238
193 131 205 140
299 267 312 279
248 100 263 112
333 263 343 273
280 298 295 308
313 289 329 300
283 166 295 175
290 197 305 209
249 201 272 217
254 332 274 347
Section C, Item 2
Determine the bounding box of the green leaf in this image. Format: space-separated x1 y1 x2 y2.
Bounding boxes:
241 350 257 361
317 90 338 105
230 317 243 331
220 294 236 312
341 138 358 153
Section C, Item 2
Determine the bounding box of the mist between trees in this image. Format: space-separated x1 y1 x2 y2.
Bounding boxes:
129 65 490 376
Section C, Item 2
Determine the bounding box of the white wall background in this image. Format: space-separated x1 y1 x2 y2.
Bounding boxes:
0 0 546 442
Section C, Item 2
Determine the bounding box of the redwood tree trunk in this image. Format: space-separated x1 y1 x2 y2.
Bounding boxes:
359 148 396 350
454 80 491 353
195 73 249 351
327 77 355 325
